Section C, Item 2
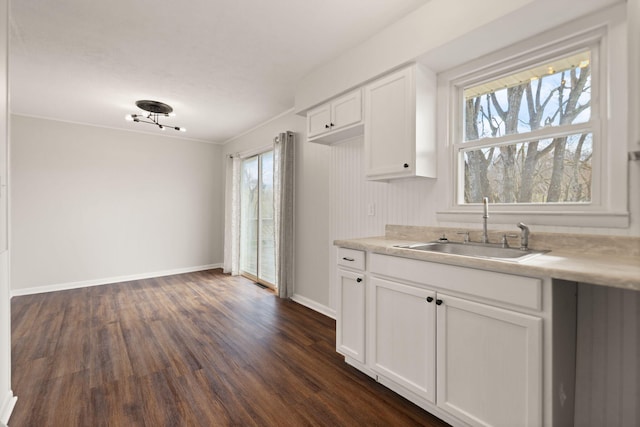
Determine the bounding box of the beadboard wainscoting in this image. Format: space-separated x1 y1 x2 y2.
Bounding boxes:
328 136 438 310
575 283 639 427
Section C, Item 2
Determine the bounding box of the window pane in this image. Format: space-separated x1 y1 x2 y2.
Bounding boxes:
240 156 258 276
239 151 276 287
259 151 276 285
464 51 591 141
463 132 592 204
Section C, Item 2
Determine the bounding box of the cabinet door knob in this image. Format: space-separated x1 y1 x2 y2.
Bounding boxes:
330 122 335 127
436 299 443 306
325 124 330 129
403 163 409 168
426 296 434 303
356 277 363 283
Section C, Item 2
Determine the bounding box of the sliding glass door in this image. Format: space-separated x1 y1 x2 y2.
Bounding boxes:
239 151 276 287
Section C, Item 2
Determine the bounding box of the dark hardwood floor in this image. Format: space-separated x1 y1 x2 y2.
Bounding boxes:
10 269 450 426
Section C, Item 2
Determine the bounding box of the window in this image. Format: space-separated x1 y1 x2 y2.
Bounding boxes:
439 11 629 228
460 50 594 205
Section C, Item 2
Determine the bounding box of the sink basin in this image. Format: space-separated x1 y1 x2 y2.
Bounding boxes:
394 241 548 262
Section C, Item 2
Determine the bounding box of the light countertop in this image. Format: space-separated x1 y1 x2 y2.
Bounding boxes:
335 226 640 292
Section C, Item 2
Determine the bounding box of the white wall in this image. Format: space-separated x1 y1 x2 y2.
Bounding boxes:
222 111 332 315
295 0 621 113
0 0 14 424
10 115 224 293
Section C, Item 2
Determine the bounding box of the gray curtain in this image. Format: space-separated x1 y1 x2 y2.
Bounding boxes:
274 131 295 298
223 154 241 276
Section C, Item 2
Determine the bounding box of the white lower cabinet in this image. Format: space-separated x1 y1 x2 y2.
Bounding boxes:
336 268 366 363
335 249 576 427
336 248 367 364
370 276 436 402
436 294 542 427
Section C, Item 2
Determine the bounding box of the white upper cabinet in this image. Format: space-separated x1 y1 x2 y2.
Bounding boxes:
307 103 331 138
364 64 436 180
307 89 363 144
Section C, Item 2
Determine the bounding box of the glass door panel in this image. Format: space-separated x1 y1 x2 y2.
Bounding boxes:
240 156 258 278
239 151 276 288
259 152 275 285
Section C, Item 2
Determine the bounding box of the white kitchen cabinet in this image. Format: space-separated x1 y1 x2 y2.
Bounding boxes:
436 294 542 427
336 248 366 364
307 103 331 138
336 269 366 363
335 249 576 427
307 89 363 144
364 64 436 180
369 276 436 403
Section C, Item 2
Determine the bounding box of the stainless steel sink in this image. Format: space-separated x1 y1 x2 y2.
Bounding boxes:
394 241 548 262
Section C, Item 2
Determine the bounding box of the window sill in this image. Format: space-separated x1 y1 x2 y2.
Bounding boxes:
436 209 630 229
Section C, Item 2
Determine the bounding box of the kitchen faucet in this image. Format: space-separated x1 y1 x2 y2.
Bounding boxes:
478 199 529 250
517 222 530 250
482 197 489 243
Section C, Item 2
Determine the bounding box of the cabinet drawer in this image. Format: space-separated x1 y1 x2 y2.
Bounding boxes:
370 253 542 311
337 248 365 270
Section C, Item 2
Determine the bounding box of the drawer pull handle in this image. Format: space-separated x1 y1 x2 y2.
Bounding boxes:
342 257 355 262
356 278 363 283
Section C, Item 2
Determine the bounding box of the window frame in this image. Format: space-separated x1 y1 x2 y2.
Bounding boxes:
454 42 600 207
436 10 629 228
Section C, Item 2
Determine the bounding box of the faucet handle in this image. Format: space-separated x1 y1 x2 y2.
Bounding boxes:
457 231 470 243
501 234 518 248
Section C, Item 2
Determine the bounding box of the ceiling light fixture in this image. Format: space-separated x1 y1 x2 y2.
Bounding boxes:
125 100 186 132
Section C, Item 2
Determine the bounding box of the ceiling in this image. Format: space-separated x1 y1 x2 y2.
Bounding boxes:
9 0 428 143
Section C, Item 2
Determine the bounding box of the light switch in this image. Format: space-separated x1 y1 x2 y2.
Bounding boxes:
367 203 376 216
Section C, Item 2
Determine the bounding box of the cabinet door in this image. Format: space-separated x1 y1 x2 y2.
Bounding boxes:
370 276 436 403
307 104 331 138
436 294 542 427
364 66 415 179
336 269 366 363
331 90 361 130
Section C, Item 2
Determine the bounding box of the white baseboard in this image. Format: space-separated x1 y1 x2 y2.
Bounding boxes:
10 263 223 297
0 390 16 426
290 293 335 319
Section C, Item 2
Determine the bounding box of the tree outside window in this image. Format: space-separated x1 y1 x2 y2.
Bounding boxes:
459 50 594 205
